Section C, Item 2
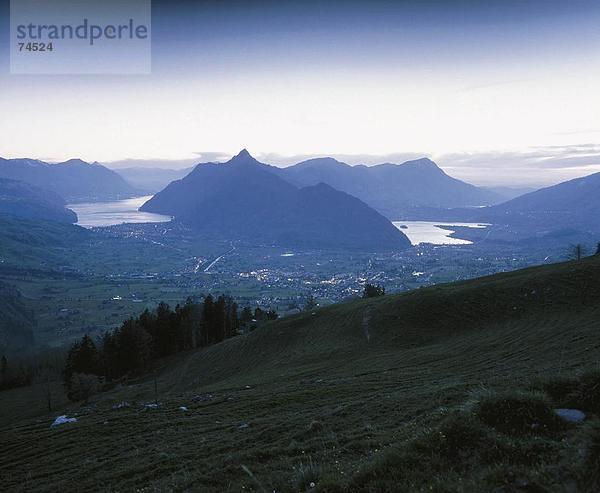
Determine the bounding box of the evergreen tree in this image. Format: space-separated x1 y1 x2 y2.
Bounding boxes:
363 283 385 298
0 355 7 381
63 335 99 392
304 294 318 311
229 301 240 337
68 373 101 403
202 295 215 346
215 295 227 342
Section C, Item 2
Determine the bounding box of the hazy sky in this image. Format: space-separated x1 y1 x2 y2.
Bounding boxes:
1 0 599 186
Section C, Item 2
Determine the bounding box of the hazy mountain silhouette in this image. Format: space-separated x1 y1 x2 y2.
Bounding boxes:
115 167 194 193
272 157 501 218
0 178 77 223
483 171 600 231
141 150 410 250
0 158 138 202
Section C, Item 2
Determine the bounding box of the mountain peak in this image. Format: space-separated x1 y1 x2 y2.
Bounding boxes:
234 148 252 159
296 157 349 169
402 157 439 169
59 158 89 166
226 149 260 166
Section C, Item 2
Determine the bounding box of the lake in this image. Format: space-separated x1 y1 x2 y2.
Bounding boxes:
68 196 172 228
392 221 489 245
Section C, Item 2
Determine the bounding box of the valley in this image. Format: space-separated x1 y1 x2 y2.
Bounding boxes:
0 215 559 351
1 253 599 492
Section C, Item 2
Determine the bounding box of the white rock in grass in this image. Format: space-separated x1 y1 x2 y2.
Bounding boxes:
554 408 586 423
179 406 188 411
51 415 77 427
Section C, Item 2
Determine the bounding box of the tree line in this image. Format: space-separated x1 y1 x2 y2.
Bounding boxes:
63 295 278 401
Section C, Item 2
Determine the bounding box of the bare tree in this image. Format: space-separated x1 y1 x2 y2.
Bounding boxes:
36 366 54 413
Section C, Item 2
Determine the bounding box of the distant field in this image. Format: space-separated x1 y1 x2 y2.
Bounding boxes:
1 217 563 350
1 256 599 491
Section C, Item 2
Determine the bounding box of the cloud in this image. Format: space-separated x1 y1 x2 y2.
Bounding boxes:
101 144 600 188
436 145 600 186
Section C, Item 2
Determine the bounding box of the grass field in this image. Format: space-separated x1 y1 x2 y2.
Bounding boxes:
1 256 600 491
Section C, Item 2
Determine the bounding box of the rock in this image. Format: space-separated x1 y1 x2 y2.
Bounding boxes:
112 401 131 410
237 422 250 430
554 408 586 423
179 406 188 412
51 415 77 427
191 393 214 402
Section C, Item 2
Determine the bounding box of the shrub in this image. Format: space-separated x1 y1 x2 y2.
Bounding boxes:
475 391 568 436
350 414 492 490
67 372 102 403
536 370 600 413
582 424 600 491
533 375 579 407
574 370 600 413
292 458 322 492
412 413 492 463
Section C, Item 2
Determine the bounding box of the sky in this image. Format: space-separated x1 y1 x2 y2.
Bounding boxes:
1 0 599 187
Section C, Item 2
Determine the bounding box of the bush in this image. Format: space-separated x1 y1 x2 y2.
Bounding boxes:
574 370 600 414
67 373 101 403
533 375 579 407
412 413 492 463
476 391 568 436
536 370 600 413
350 414 492 490
292 458 322 492
582 424 600 491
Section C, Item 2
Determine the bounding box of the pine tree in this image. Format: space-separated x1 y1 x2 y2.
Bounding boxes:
0 355 7 379
304 294 318 311
202 295 215 346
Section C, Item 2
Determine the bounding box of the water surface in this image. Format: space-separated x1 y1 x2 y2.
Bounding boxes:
392 221 488 245
68 196 172 228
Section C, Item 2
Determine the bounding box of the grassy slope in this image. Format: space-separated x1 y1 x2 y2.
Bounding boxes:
1 257 600 491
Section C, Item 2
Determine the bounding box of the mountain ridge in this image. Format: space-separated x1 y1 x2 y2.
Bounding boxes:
268 156 502 218
0 157 138 202
141 150 411 250
0 178 77 223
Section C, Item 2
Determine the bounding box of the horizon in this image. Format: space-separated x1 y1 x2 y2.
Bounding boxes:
2 147 597 189
1 0 600 187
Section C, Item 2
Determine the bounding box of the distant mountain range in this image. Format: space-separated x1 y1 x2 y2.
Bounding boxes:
483 172 600 231
0 178 77 223
0 158 138 202
115 167 194 193
270 157 503 219
422 172 600 244
141 150 410 250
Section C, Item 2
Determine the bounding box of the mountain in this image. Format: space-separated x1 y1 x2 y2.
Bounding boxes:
0 178 77 223
448 172 600 243
0 281 35 354
141 150 410 250
0 158 138 202
272 157 502 219
115 167 194 193
411 172 600 245
488 172 600 229
3 256 600 490
484 185 536 201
